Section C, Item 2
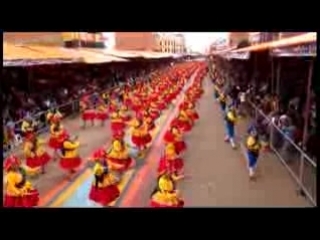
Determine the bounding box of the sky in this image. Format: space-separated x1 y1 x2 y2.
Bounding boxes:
183 32 228 53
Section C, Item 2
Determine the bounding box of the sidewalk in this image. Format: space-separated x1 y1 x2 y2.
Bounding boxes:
178 78 310 207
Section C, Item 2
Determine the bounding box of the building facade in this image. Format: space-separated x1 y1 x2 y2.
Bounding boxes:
154 33 186 54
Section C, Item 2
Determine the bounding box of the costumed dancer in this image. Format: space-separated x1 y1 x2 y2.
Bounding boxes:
119 105 131 122
218 92 227 113
106 138 135 173
130 118 152 158
3 155 39 208
149 174 184 208
95 104 109 126
88 160 120 206
143 110 156 131
157 143 184 181
163 126 187 155
24 136 51 175
80 98 95 128
184 101 199 123
48 121 69 159
170 109 192 133
246 127 261 179
46 109 62 125
59 135 82 178
224 104 237 149
21 116 37 143
110 111 126 136
148 101 160 121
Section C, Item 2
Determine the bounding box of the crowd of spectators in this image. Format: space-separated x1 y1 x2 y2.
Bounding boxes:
210 52 317 162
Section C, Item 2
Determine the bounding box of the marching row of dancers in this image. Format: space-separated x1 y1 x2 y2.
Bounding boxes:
3 61 207 208
213 79 262 179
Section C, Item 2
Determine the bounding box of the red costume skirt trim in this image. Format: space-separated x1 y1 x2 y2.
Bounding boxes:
89 184 120 206
131 133 152 148
157 157 184 174
96 112 108 121
59 157 82 170
24 132 35 141
108 157 134 172
92 148 106 160
157 102 166 111
48 137 64 150
4 190 39 208
26 152 51 169
188 112 199 121
111 122 126 133
149 199 184 208
82 111 96 121
149 111 159 121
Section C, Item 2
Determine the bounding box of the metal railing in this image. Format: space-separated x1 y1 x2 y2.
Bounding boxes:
3 86 117 158
244 101 317 206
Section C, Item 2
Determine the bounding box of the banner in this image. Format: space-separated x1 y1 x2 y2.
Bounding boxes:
271 42 317 57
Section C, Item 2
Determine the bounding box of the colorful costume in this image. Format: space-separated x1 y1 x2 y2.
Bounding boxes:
24 137 51 172
246 128 261 178
3 156 39 207
107 139 134 172
224 106 237 148
110 112 126 136
119 105 131 122
89 162 120 206
157 143 184 180
149 174 184 208
59 138 82 173
21 119 36 142
80 100 95 126
46 110 62 125
171 110 192 132
163 126 186 155
131 118 152 149
48 123 68 151
95 105 109 123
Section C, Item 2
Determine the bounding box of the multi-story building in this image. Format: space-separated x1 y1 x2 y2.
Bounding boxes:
155 33 186 54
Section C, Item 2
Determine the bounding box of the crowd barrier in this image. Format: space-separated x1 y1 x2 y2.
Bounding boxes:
243 101 317 206
3 86 117 158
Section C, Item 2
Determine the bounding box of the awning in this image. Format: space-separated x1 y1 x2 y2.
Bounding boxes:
72 49 128 63
232 32 316 53
3 42 81 66
87 49 174 59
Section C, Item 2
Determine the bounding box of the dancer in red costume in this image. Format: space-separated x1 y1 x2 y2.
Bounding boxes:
143 110 156 131
24 136 51 174
95 104 109 126
130 117 152 158
106 138 135 173
149 174 184 208
80 98 95 128
170 109 193 133
48 121 69 159
89 160 120 206
59 136 82 179
3 155 39 208
119 105 131 122
157 143 184 181
163 126 187 155
46 109 63 125
110 111 126 136
21 116 36 143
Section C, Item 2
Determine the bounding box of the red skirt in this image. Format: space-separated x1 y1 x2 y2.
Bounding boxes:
96 112 108 121
59 156 82 170
188 111 199 121
48 137 64 150
26 152 51 169
131 133 152 148
82 111 96 121
111 121 126 133
175 120 192 132
124 99 132 107
150 199 184 208
174 141 187 154
157 157 184 175
157 102 166 111
4 190 39 208
89 184 120 206
149 111 159 121
92 148 106 160
108 157 134 172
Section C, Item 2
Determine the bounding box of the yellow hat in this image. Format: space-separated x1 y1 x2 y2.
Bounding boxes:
158 174 174 192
